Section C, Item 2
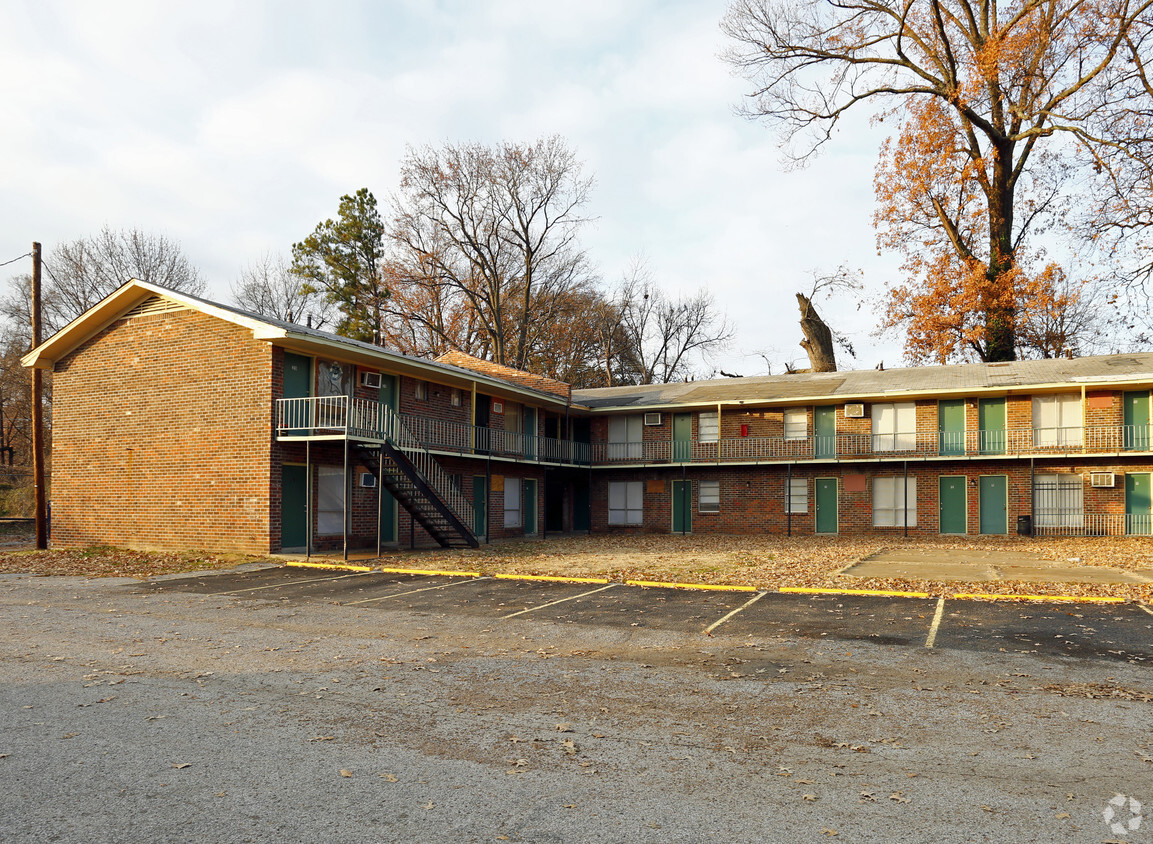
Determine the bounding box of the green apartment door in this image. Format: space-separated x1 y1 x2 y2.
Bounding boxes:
814 407 836 459
815 478 837 533
1126 473 1152 535
978 398 1006 454
377 373 398 542
979 476 1007 534
1124 392 1150 451
281 465 307 550
673 413 692 462
939 476 967 534
283 352 312 434
672 480 692 533
938 400 965 456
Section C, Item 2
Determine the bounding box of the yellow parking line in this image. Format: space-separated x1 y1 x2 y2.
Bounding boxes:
376 567 481 578
951 592 1126 603
494 574 610 584
780 586 931 599
286 561 374 573
625 580 759 592
925 596 946 649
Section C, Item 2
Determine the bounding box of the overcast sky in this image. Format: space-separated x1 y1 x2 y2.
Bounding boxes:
0 0 906 375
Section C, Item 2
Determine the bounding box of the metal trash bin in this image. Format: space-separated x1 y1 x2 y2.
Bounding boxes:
1016 514 1032 536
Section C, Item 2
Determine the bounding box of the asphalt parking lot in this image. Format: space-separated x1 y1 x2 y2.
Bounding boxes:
137 565 1153 665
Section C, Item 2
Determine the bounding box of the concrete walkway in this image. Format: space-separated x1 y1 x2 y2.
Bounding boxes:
842 549 1153 585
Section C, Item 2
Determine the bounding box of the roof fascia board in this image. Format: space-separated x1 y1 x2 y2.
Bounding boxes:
579 379 1153 413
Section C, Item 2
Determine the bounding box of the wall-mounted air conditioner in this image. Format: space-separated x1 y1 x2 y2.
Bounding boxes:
361 371 382 389
360 472 378 488
1090 472 1115 488
644 412 662 426
844 403 865 418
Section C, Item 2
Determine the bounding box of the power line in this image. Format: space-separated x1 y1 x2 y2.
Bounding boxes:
0 253 31 269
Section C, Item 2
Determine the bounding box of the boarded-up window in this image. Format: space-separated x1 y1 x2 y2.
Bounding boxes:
699 412 719 443
784 408 807 440
504 478 521 528
786 478 808 514
873 477 917 527
699 480 720 513
1033 394 1082 447
608 416 643 459
871 403 916 451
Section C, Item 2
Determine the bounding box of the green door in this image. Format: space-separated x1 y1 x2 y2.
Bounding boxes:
978 399 1005 455
1126 473 1151 535
523 479 537 535
281 465 308 550
472 476 488 538
938 400 965 456
523 407 537 460
1124 391 1150 451
815 478 837 533
939 475 967 534
283 353 312 434
978 476 1007 534
673 413 692 462
814 406 836 459
672 480 692 532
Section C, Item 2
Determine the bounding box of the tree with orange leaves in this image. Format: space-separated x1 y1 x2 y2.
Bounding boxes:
723 0 1153 362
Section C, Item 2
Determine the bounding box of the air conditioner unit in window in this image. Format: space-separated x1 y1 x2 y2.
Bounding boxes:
644 412 662 426
360 371 382 389
360 472 377 488
1090 472 1115 488
844 403 865 418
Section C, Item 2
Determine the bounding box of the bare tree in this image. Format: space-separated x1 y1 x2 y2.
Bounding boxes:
231 253 332 329
796 266 862 372
387 136 596 371
723 0 1153 362
615 261 733 385
3 226 204 335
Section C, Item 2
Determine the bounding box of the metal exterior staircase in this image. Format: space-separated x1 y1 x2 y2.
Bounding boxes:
351 399 478 549
355 442 478 549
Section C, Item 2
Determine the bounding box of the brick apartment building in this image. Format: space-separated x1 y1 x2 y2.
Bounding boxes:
22 280 1153 555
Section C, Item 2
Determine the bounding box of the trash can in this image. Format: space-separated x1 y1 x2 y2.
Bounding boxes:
1016 514 1032 536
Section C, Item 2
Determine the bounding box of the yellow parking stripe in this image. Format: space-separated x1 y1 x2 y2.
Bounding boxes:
952 592 1126 603
494 574 610 584
286 561 374 573
780 586 931 599
626 580 758 592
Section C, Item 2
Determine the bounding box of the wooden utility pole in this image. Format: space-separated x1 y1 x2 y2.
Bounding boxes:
31 242 47 549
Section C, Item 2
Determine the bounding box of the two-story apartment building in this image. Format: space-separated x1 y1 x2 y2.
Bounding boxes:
23 280 1153 555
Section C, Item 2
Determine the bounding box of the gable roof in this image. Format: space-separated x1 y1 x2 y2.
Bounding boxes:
572 353 1153 410
435 350 572 401
21 280 573 407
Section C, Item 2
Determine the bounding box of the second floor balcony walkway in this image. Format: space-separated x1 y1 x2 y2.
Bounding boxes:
275 397 1153 468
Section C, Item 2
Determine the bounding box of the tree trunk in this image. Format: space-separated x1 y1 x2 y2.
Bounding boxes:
797 293 837 372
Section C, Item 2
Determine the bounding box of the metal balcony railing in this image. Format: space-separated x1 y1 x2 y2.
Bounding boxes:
277 399 1153 467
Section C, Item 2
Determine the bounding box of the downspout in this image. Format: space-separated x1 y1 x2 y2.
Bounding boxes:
376 450 382 559
787 462 793 538
1029 456 1035 539
343 436 349 561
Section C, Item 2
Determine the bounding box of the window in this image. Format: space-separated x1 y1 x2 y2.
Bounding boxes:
785 477 808 514
1033 394 1082 447
873 477 917 527
608 481 643 525
607 415 643 459
699 480 720 513
699 411 719 443
415 380 428 401
503 478 521 528
317 466 345 535
872 402 917 451
451 388 462 407
784 408 807 440
1034 474 1083 529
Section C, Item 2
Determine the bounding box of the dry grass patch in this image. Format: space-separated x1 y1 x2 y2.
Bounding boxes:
0 548 272 579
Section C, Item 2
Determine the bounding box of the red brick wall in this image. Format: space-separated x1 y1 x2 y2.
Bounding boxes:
51 309 274 553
